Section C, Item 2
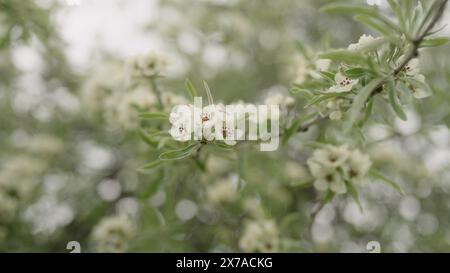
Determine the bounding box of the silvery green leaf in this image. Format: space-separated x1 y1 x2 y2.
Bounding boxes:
159 143 201 160
345 78 385 131
388 81 407 121
184 78 198 99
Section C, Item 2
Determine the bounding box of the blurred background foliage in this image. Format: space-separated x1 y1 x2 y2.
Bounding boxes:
0 0 449 252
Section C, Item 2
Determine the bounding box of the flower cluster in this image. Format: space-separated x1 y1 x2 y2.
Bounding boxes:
169 103 249 145
0 156 47 223
104 86 158 129
127 52 171 78
307 145 372 194
239 219 279 252
91 214 135 253
169 103 280 145
297 33 431 122
81 55 185 130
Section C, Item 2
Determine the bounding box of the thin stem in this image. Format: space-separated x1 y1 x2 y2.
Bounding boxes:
150 77 164 110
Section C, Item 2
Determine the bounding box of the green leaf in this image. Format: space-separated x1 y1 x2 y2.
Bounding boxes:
323 190 336 204
420 37 450 47
318 71 335 83
345 78 385 131
358 98 374 128
344 68 367 78
388 81 407 121
319 50 368 66
346 180 362 212
138 159 165 171
354 15 393 36
295 40 313 59
138 170 164 198
184 78 198 99
139 112 169 120
388 0 406 30
213 141 235 150
138 129 158 148
290 87 314 99
320 3 401 34
159 143 201 160
305 93 342 108
369 169 405 195
203 80 214 105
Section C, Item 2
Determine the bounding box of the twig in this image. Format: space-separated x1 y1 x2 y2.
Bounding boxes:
299 0 448 134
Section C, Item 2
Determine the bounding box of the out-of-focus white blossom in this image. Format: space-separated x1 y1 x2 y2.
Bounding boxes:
206 177 237 204
104 86 157 130
127 52 171 78
366 0 382 6
26 134 64 156
348 34 382 51
264 92 295 108
239 219 279 252
92 214 135 253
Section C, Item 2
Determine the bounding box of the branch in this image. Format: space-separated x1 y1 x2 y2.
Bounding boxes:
299 0 448 134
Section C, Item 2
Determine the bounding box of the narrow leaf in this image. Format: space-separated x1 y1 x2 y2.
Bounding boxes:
139 159 165 171
346 181 362 212
370 169 405 195
388 82 407 121
203 80 214 105
420 37 450 47
159 143 201 160
345 78 385 131
184 78 198 99
319 50 368 66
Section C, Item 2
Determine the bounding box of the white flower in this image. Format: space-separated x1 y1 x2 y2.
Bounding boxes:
342 149 372 184
403 58 420 76
410 74 431 99
127 53 171 78
307 145 372 194
221 125 243 145
327 73 359 93
169 105 193 142
367 0 381 6
206 177 237 204
398 57 430 99
200 104 224 129
310 145 350 168
104 86 158 130
307 160 347 194
92 214 134 253
348 34 382 51
239 219 279 252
